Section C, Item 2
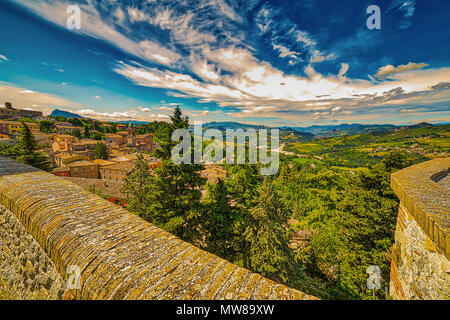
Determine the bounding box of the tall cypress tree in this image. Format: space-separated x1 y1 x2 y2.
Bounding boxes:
142 106 205 239
198 179 237 260
244 178 295 283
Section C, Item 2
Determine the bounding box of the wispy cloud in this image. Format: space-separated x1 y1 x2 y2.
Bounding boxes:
8 0 450 125
375 62 428 79
0 82 81 115
0 54 8 62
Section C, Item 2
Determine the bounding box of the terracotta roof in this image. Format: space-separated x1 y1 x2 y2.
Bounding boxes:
93 159 116 166
55 125 83 129
79 139 99 145
101 161 135 172
136 133 153 138
105 134 123 139
66 160 98 167
0 120 38 126
54 152 76 160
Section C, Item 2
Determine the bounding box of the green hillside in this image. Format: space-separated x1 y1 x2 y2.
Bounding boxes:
283 123 450 167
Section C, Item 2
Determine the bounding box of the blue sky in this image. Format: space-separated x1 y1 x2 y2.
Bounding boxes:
0 0 449 126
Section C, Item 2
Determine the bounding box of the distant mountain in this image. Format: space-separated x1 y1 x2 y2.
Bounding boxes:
288 123 398 137
198 121 315 140
406 122 435 129
50 109 84 119
114 120 150 126
201 121 269 131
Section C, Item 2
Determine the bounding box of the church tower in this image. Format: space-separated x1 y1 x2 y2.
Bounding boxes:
127 123 136 146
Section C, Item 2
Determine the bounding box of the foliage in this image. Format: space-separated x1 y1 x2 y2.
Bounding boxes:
195 179 237 260
93 142 108 160
122 153 152 217
283 124 449 168
67 117 83 127
83 125 91 138
39 120 55 133
244 178 295 283
71 129 81 138
119 106 446 300
0 122 51 171
125 107 205 239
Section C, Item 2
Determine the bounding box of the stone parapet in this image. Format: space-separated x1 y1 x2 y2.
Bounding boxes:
390 158 450 300
391 158 449 259
0 157 315 300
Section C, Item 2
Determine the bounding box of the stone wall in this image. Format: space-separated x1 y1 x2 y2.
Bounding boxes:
0 157 315 300
390 158 450 300
0 204 68 300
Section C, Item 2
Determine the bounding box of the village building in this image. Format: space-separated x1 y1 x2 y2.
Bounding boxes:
66 160 99 179
93 159 116 167
109 154 135 163
115 123 128 131
136 133 159 153
52 167 71 177
0 120 40 137
105 133 126 147
34 116 55 122
50 134 79 152
55 122 83 134
104 127 157 155
0 102 43 120
70 139 99 159
99 161 135 182
53 152 89 168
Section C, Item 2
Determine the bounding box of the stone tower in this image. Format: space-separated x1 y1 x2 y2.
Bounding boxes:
127 123 136 146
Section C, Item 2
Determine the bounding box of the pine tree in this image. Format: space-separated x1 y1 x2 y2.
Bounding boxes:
18 122 37 154
122 154 152 218
93 142 108 160
244 178 295 283
199 179 237 260
16 122 50 171
139 106 205 239
153 105 189 160
224 164 261 267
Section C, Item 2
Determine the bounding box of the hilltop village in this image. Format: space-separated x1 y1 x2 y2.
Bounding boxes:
0 102 226 206
0 102 159 205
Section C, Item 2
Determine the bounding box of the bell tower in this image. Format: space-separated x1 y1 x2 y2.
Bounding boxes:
127 123 136 146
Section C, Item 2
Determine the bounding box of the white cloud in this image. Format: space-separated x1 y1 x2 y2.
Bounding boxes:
9 0 450 124
375 62 428 79
0 54 8 62
0 82 81 115
13 0 181 67
338 63 349 78
272 44 300 60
